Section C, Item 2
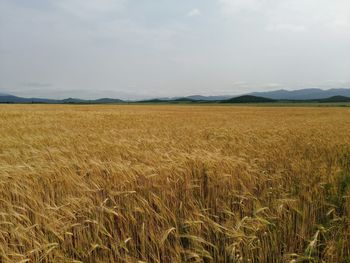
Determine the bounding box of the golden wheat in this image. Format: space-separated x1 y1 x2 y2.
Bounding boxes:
0 104 349 262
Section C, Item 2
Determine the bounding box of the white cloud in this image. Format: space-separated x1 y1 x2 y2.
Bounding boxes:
218 0 350 33
218 0 262 14
265 24 307 33
187 8 201 17
329 16 350 30
53 0 127 18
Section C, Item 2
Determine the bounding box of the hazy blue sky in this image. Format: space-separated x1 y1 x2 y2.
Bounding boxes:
1 0 350 99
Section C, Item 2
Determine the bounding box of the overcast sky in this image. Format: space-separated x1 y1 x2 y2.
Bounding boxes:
1 0 350 99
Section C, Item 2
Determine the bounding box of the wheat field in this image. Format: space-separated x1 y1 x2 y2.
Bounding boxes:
0 105 349 262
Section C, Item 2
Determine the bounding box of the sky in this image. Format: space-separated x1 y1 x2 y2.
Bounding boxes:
0 0 350 99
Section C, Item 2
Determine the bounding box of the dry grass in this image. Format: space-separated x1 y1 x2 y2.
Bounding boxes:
0 104 350 262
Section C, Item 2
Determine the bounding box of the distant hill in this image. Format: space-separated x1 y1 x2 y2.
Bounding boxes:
138 98 167 103
156 95 231 101
60 97 122 104
138 97 197 103
222 95 276 103
0 95 59 103
153 89 350 102
315 96 350 103
61 98 86 104
0 95 124 104
173 97 196 102
94 98 124 104
249 88 350 100
186 95 232 101
0 95 28 103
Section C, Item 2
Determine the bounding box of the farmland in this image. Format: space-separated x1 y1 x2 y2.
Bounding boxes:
0 105 350 262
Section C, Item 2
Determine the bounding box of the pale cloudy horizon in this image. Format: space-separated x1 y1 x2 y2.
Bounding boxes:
1 0 350 99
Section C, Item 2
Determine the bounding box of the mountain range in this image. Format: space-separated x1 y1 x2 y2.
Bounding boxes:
248 88 350 100
0 95 123 104
0 88 350 104
151 88 350 101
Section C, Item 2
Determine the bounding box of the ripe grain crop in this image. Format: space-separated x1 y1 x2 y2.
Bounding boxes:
0 105 350 262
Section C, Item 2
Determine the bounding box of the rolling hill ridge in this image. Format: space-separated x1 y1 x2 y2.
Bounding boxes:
1 88 350 104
